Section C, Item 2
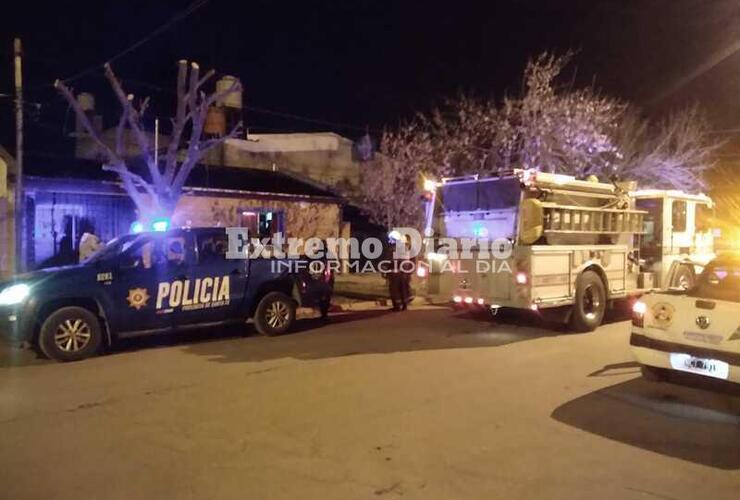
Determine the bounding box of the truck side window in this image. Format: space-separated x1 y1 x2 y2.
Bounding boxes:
635 198 662 257
199 232 229 263
123 235 190 269
695 203 713 232
671 201 687 233
691 264 740 302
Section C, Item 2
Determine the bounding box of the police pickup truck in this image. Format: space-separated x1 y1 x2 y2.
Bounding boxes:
0 227 333 362
631 253 740 386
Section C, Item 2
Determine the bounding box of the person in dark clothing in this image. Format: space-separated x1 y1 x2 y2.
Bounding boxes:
401 234 415 308
385 231 409 311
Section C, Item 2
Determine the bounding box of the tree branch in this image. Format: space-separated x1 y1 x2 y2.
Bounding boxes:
115 102 130 157
164 60 189 185
103 163 158 207
104 63 162 186
198 121 243 153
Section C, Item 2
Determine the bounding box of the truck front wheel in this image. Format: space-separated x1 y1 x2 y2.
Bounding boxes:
38 307 104 362
570 271 606 332
254 292 296 336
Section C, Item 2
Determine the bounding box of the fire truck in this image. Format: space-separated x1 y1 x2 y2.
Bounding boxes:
419 170 715 331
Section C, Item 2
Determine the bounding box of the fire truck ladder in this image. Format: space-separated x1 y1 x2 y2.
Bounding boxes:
541 203 646 234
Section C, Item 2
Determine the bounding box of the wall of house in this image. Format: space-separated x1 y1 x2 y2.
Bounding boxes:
203 135 362 197
172 194 342 240
78 131 363 198
0 157 14 278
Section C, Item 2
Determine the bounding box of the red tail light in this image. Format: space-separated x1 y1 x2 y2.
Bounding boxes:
632 301 646 327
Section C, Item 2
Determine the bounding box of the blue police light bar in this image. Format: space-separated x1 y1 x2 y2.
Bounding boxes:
130 221 144 234
151 218 170 232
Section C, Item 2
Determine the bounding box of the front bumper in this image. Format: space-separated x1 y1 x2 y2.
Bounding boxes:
0 301 37 345
630 331 740 384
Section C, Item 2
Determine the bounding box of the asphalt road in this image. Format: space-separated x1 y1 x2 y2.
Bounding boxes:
0 308 738 500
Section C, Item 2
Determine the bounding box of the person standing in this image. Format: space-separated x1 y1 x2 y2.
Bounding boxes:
385 231 409 311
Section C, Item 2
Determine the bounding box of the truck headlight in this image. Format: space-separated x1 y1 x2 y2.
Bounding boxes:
0 284 30 306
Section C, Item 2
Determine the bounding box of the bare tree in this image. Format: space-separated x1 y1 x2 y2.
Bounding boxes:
611 105 721 191
361 124 427 229
55 61 242 223
377 52 720 200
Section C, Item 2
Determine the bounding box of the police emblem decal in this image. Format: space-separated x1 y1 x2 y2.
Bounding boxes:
127 288 150 310
650 302 675 329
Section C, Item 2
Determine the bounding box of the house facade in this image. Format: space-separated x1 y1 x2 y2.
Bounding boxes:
3 153 344 274
0 148 15 277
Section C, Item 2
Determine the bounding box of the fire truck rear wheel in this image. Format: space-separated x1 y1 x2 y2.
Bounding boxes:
570 271 606 332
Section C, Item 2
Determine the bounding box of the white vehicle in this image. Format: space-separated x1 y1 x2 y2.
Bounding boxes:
419 170 715 331
631 253 740 385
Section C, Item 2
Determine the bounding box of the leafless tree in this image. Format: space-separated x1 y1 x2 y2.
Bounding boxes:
55 61 242 223
376 52 721 204
612 105 721 191
361 124 427 230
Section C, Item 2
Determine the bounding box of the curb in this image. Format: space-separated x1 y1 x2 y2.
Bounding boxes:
329 296 446 313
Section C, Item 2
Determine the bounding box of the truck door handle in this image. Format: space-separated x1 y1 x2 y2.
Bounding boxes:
230 269 242 276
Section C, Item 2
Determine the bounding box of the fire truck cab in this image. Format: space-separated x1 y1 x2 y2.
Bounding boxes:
632 189 714 290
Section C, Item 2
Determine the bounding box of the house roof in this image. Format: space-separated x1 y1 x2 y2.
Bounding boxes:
22 152 342 202
225 132 351 154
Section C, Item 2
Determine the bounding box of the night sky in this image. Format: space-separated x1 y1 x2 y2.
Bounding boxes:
3 0 740 159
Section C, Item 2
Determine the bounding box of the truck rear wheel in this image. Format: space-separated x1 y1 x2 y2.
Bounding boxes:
38 307 103 362
570 271 606 332
254 292 296 336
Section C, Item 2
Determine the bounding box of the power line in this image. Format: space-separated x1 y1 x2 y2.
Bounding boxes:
108 75 374 134
59 0 211 84
244 104 376 134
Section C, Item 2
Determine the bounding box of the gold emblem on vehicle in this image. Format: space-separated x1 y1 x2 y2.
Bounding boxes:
127 288 150 310
651 302 675 329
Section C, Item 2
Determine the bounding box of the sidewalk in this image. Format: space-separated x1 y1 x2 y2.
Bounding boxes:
295 296 442 319
328 272 446 313
333 272 389 300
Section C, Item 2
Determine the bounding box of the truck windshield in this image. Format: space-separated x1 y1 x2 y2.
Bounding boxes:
438 177 521 240
440 177 521 212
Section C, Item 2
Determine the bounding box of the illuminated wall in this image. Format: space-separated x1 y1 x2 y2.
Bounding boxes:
171 194 342 240
0 156 12 278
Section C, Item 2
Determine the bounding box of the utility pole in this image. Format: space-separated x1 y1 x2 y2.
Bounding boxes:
154 118 159 167
13 38 24 274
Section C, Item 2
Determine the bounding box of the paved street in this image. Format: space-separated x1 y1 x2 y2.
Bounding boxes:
0 308 738 500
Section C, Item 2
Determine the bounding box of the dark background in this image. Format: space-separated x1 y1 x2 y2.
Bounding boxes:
2 0 740 157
